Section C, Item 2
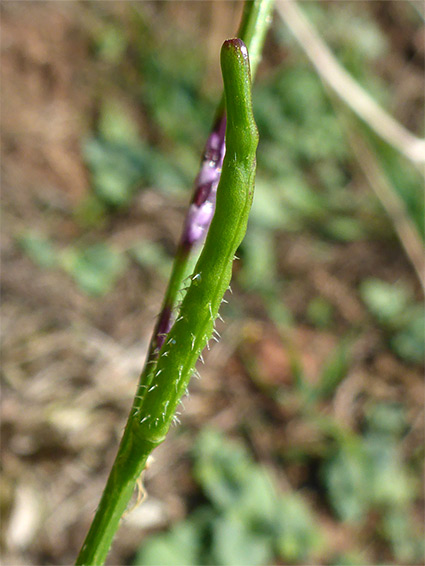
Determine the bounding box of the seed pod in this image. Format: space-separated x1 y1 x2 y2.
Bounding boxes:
133 38 258 445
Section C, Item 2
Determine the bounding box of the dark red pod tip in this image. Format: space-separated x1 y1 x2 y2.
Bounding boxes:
222 37 249 61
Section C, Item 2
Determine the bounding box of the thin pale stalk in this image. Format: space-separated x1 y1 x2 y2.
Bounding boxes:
276 0 425 166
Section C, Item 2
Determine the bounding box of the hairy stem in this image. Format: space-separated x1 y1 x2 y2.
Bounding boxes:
144 0 274 360
75 26 262 566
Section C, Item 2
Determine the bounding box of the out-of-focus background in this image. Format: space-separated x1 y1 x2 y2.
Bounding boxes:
1 2 424 565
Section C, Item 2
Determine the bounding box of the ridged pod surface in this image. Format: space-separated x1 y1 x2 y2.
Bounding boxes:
133 38 259 444
76 37 260 566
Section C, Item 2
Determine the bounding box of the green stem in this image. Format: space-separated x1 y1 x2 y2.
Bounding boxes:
238 0 275 79
75 3 273 564
142 0 274 362
76 421 159 565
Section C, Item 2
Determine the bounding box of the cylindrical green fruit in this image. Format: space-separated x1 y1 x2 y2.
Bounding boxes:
132 38 259 445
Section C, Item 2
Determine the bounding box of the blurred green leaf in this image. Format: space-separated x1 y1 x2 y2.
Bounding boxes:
60 243 126 296
249 179 291 230
144 149 188 194
194 429 322 564
73 194 108 228
275 494 323 562
235 467 278 527
365 434 414 508
98 100 141 144
365 402 407 438
382 509 425 564
375 142 425 239
360 278 424 362
240 227 277 291
130 240 172 279
391 309 425 363
307 297 334 329
212 514 272 566
83 137 147 206
324 401 417 525
323 440 370 522
323 217 366 242
18 232 57 268
93 25 127 63
134 521 201 566
139 42 211 147
280 177 325 218
360 278 412 326
83 98 188 206
193 428 254 512
317 341 349 399
329 551 369 566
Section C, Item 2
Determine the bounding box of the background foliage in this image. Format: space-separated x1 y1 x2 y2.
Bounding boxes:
2 2 424 565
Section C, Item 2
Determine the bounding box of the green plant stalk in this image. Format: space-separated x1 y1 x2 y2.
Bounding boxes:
238 0 275 79
75 425 154 566
76 38 259 566
140 0 274 367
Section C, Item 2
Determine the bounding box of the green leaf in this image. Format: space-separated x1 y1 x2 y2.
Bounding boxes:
134 521 201 566
365 434 414 508
94 25 127 64
140 47 210 146
365 402 407 437
274 494 323 562
228 467 279 532
317 341 348 399
212 514 272 566
375 142 425 239
18 232 57 268
323 441 370 522
360 279 424 362
74 194 108 228
145 149 187 194
382 509 425 564
98 100 141 144
307 297 334 329
60 243 126 296
195 430 279 525
360 278 412 326
329 551 369 566
249 179 290 230
324 405 415 524
391 310 425 363
194 429 252 512
83 137 147 206
240 227 277 290
324 217 366 242
130 241 172 280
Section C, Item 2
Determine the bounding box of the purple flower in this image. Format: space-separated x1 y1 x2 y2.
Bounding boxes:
182 115 226 249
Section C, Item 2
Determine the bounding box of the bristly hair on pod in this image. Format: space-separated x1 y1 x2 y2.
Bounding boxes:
134 36 257 452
